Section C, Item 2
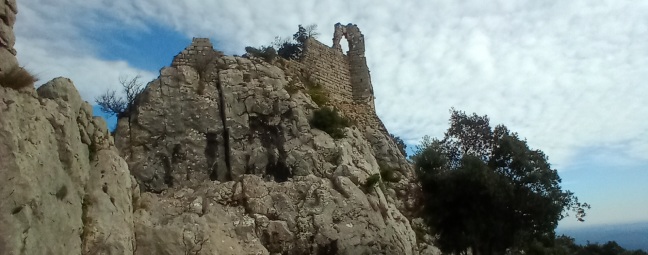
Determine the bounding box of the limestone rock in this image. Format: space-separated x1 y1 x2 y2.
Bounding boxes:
0 0 18 75
112 37 434 254
1 10 440 252
0 78 134 254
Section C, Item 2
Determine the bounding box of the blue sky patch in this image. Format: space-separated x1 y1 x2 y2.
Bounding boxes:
83 20 191 72
93 105 117 131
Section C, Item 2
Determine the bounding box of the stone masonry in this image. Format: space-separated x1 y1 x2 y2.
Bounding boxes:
171 38 221 67
299 23 386 132
0 0 18 75
301 23 374 107
332 23 373 103
170 24 387 133
300 38 353 103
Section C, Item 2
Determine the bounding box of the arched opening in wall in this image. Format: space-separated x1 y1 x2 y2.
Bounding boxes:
333 28 352 56
340 39 349 54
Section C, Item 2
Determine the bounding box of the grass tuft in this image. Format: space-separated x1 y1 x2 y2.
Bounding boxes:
0 65 38 89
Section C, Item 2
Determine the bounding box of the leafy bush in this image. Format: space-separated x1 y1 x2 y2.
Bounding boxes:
307 84 329 106
413 109 590 255
0 65 38 89
244 46 277 62
379 162 401 183
363 174 380 191
269 24 320 60
276 41 302 60
310 107 350 139
390 134 407 156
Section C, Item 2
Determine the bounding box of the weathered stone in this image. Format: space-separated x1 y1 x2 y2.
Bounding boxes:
1 8 439 253
0 47 16 75
0 79 134 254
37 77 83 111
0 17 15 49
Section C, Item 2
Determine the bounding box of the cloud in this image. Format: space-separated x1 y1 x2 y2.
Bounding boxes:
14 0 156 101
13 0 648 170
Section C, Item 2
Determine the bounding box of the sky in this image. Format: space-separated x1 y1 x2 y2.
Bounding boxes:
13 0 648 230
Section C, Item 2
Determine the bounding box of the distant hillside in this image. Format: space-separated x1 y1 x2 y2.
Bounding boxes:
558 221 648 251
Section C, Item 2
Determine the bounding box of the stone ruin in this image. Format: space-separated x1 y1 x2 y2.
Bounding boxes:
171 23 387 131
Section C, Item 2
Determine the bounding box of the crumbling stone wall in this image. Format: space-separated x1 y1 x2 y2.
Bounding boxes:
173 27 385 134
0 0 18 75
297 23 384 131
299 23 375 108
332 23 374 103
300 38 353 103
171 38 220 67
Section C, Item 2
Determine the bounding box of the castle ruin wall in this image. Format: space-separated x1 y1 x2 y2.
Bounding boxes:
301 38 353 103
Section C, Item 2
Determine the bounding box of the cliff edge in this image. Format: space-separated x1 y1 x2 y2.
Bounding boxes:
0 2 440 253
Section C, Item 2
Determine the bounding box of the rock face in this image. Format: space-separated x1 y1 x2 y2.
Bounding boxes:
114 37 430 254
1 2 440 252
0 78 135 254
0 0 18 75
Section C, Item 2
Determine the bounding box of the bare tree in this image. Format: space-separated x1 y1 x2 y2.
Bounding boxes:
305 24 320 39
95 75 144 118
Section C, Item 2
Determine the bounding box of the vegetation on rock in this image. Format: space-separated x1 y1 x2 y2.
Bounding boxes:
413 108 590 255
244 24 319 62
244 46 277 62
306 83 329 106
363 173 381 191
390 134 407 156
95 75 144 118
0 64 38 89
378 162 401 183
310 106 350 139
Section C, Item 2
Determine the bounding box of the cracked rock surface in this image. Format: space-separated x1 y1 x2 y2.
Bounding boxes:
0 78 135 254
0 32 441 253
113 43 436 254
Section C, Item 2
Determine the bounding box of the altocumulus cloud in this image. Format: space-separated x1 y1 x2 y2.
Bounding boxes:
14 0 648 169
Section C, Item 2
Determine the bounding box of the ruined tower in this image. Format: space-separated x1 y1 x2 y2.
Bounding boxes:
299 23 375 110
171 24 385 131
297 23 383 129
332 23 374 103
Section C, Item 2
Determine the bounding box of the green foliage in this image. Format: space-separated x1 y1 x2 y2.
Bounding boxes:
363 174 380 191
276 41 302 60
244 46 277 62
0 65 38 89
413 108 590 255
390 134 407 156
95 75 144 118
266 24 319 60
521 235 648 255
378 162 401 183
307 84 329 106
310 107 350 139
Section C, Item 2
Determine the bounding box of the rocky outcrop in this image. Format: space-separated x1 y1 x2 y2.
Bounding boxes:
0 78 135 254
113 40 431 254
1 1 440 251
0 0 18 75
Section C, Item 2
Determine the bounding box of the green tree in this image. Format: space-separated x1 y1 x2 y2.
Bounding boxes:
273 24 319 60
413 109 589 255
390 134 407 156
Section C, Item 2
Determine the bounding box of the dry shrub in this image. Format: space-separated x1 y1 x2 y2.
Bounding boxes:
0 65 38 89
